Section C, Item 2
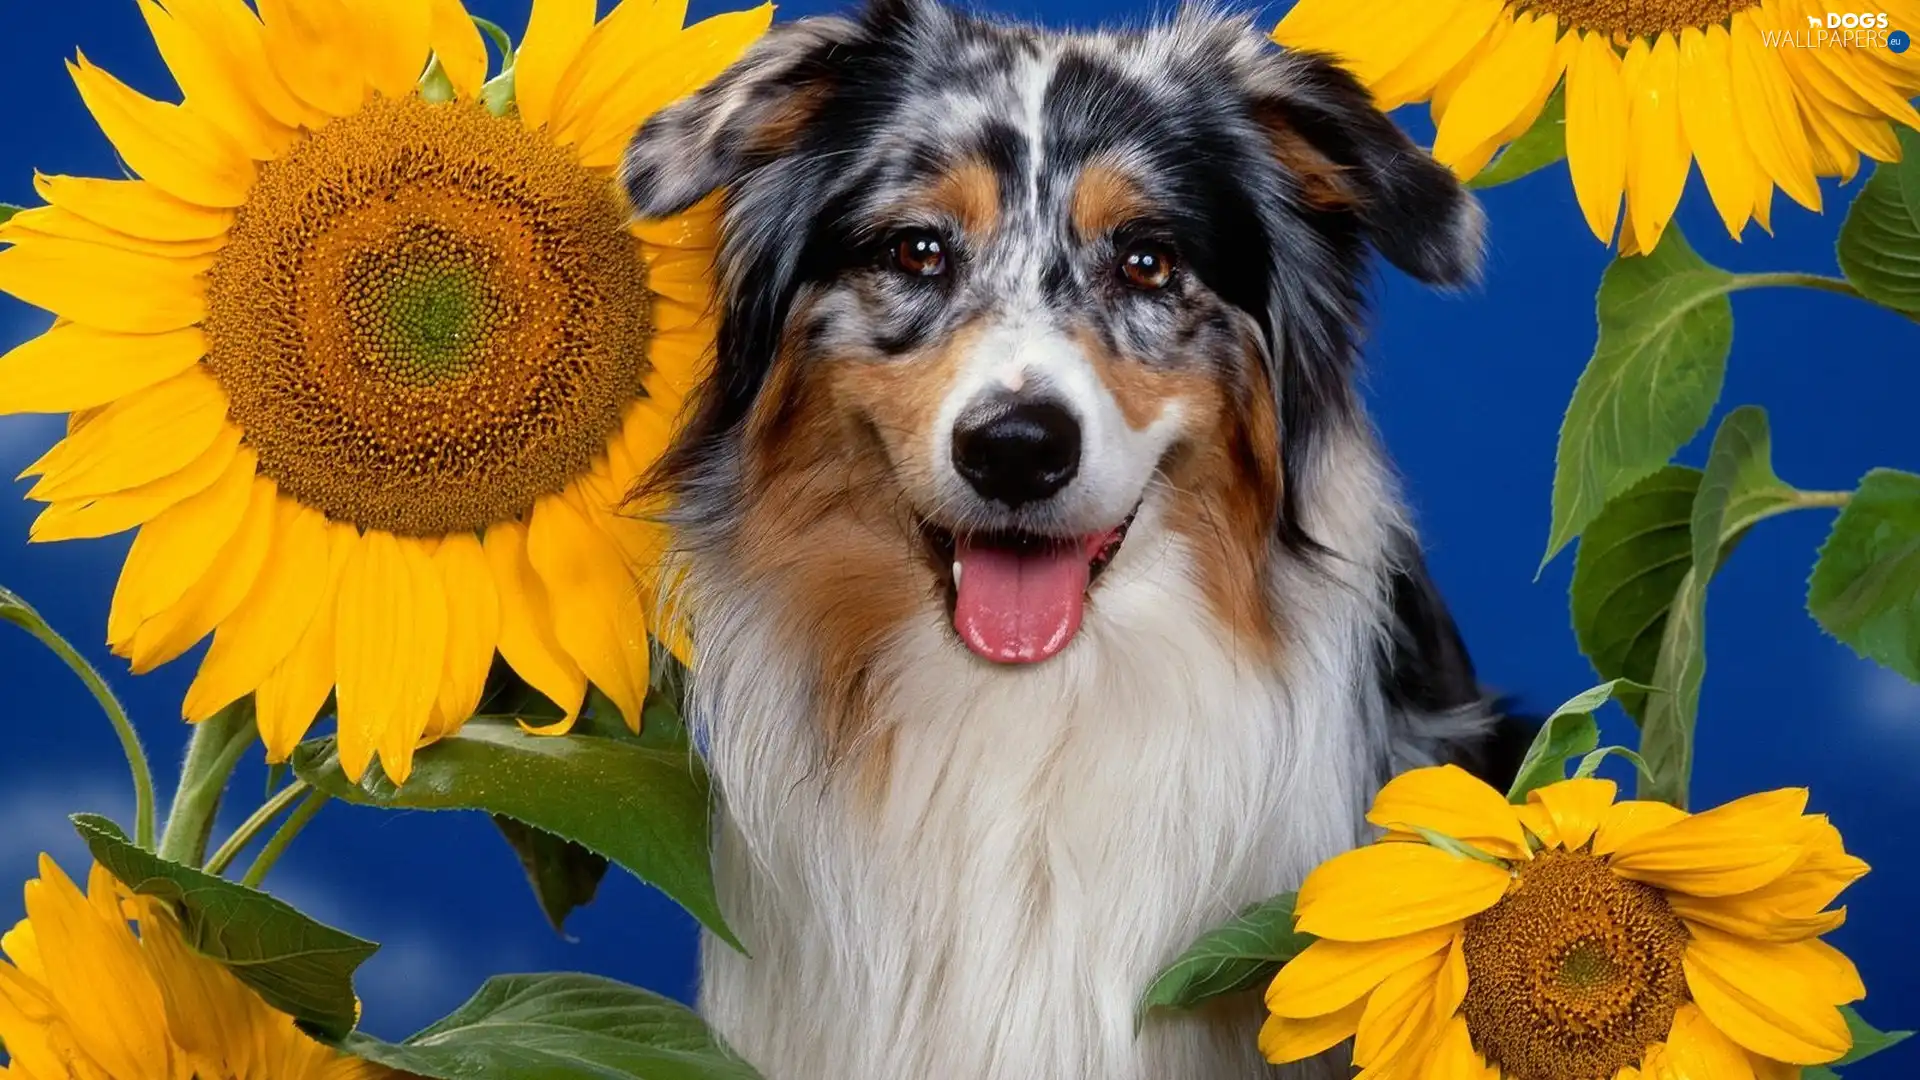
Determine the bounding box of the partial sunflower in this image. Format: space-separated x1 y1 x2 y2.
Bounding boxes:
0 0 767 782
1275 0 1920 251
0 854 384 1080
1261 766 1870 1079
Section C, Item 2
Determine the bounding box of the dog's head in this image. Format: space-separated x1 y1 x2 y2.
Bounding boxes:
624 0 1481 676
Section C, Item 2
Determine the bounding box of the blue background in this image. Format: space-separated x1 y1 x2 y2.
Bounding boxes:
0 0 1913 1073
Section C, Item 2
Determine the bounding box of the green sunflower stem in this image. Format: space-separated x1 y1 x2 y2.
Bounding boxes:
205 778 312 877
157 699 259 867
241 788 329 889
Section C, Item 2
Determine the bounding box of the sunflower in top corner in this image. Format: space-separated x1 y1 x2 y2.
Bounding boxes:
1275 0 1920 252
1262 766 1871 1079
0 0 768 782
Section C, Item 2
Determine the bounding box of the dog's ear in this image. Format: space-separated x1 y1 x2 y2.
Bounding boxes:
1240 45 1486 287
621 17 863 219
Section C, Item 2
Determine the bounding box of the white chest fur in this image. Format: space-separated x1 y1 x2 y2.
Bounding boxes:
689 529 1389 1080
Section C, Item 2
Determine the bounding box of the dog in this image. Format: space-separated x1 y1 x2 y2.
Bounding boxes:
621 1 1514 1076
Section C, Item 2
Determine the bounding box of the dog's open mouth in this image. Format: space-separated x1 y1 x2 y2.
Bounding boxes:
921 507 1137 665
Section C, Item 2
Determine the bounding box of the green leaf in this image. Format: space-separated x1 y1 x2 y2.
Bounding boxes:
1837 126 1920 316
494 816 610 936
1544 227 1736 569
1467 83 1566 190
1570 467 1703 722
1572 745 1653 783
0 204 21 226
1640 407 1801 806
73 813 376 1040
1506 679 1653 800
1837 1005 1914 1066
341 973 762 1080
1406 826 1507 866
1805 1068 1841 1080
291 712 740 950
1137 893 1311 1023
1809 468 1920 683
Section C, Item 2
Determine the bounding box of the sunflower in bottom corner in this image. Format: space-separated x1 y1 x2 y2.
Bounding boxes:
0 855 383 1080
1261 766 1870 1079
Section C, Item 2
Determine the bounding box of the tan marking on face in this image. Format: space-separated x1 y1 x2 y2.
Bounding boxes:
1072 325 1186 433
747 82 832 156
1264 118 1355 212
729 318 983 786
880 157 1001 239
1070 157 1150 242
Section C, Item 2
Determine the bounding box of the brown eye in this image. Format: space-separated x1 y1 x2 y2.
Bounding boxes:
1119 243 1176 290
890 231 949 277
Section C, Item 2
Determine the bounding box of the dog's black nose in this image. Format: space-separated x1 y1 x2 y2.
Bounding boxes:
951 399 1081 507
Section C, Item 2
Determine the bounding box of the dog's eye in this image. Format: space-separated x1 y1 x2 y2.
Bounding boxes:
888 231 949 278
1118 243 1176 291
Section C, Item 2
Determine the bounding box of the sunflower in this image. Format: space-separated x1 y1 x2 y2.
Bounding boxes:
1261 766 1870 1079
0 0 767 782
0 854 384 1080
1274 0 1920 251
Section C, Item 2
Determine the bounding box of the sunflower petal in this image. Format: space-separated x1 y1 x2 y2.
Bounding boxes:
550 0 693 142
1624 31 1693 253
0 324 205 415
33 174 233 242
106 446 257 647
255 522 356 761
1661 1003 1759 1080
160 0 324 130
1527 777 1616 852
1297 843 1511 942
1267 924 1458 1019
343 0 432 99
28 370 229 502
1607 789 1807 897
136 0 294 160
375 538 448 784
1366 765 1528 860
573 5 776 168
30 425 241 543
1671 893 1846 943
1 205 227 259
1685 928 1853 1065
1369 0 1504 110
0 233 210 335
1592 798 1689 856
1430 11 1560 176
515 0 599 131
334 531 444 783
484 519 587 728
66 53 255 207
1260 995 1366 1065
1676 26 1757 238
429 532 500 739
428 0 489 99
255 0 369 117
124 475 278 673
1728 12 1822 212
182 498 332 722
1353 944 1448 1068
1425 1014 1499 1080
527 492 650 730
1565 30 1629 244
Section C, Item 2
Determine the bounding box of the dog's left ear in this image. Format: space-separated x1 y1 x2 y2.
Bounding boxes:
1241 45 1486 287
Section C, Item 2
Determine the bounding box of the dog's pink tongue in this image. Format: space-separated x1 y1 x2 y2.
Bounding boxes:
953 537 1090 664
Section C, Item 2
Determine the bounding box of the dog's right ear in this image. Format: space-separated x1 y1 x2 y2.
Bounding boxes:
621 17 865 219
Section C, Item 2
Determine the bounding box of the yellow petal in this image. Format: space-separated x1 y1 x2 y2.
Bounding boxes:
152 0 325 131
0 324 205 415
30 425 241 543
429 532 500 739
1267 924 1458 1018
1272 0 1390 54
255 0 369 117
1608 789 1807 897
1672 893 1846 943
1260 995 1366 1064
106 445 258 647
1716 817 1870 917
1593 798 1689 855
1353 944 1447 1068
1676 26 1756 238
28 369 229 502
1321 0 1460 89
377 538 448 783
334 531 445 783
124 475 278 673
255 522 357 761
0 204 226 259
1660 1003 1759 1080
1566 30 1629 244
428 0 490 99
1746 1050 1802 1080
182 497 332 721
515 0 599 131
1431 11 1561 175
485 518 587 727
528 492 650 730
0 233 210 334
1527 777 1617 851
573 5 776 169
1685 927 1855 1064
33 173 233 241
1367 764 1528 860
136 0 294 161
1369 0 1504 110
1296 843 1511 941
1432 931 1468 1020
551 0 693 142
1625 32 1692 254
1728 12 1822 212
343 0 432 99
1425 1014 1499 1080
66 52 254 207
1430 14 1508 128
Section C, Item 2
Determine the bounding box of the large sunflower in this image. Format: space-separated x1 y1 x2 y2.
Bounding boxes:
0 0 767 782
1275 0 1920 251
0 855 384 1080
1261 766 1869 1079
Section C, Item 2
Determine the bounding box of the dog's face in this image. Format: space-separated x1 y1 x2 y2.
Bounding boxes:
624 0 1481 684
